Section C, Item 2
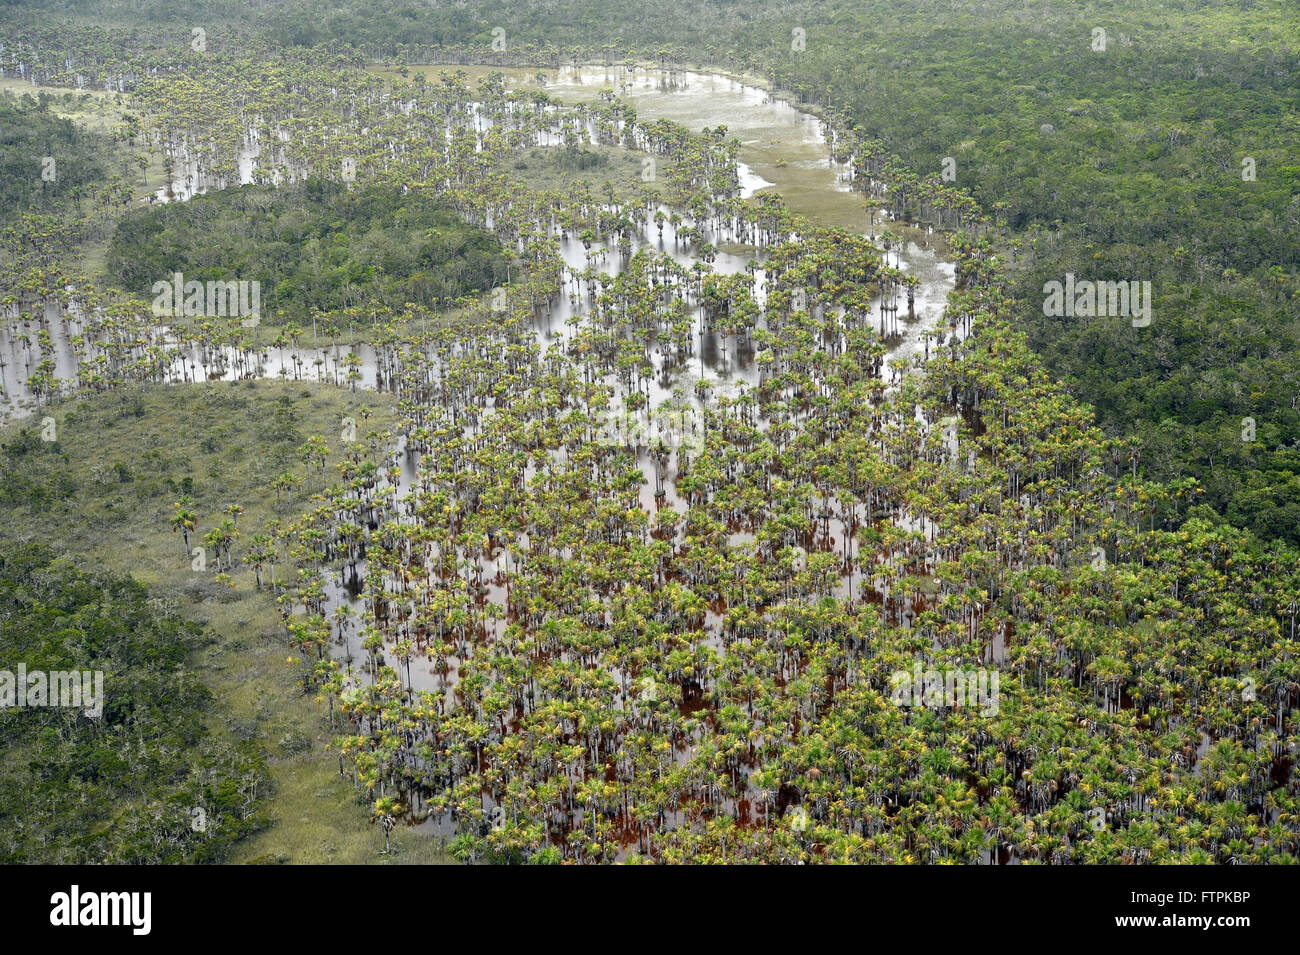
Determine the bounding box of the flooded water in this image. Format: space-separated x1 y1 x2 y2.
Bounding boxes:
402 64 894 234
7 65 972 854
543 66 854 221
1 67 953 421
296 69 959 705
4 63 959 693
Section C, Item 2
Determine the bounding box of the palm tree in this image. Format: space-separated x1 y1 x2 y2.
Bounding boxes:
171 495 197 557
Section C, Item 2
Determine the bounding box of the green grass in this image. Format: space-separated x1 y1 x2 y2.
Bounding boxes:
0 378 453 863
510 144 676 202
0 80 173 274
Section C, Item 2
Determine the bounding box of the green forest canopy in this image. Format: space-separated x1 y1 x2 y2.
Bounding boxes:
0 542 269 863
5 0 1297 540
0 94 108 217
106 179 511 320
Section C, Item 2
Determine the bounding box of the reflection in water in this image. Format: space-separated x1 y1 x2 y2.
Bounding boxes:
304 75 961 852
8 65 969 852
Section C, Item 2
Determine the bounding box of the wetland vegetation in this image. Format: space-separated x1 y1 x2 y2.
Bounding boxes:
0 0 1295 866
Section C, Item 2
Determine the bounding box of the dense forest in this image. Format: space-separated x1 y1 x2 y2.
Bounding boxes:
0 96 108 216
0 541 269 862
107 180 511 319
